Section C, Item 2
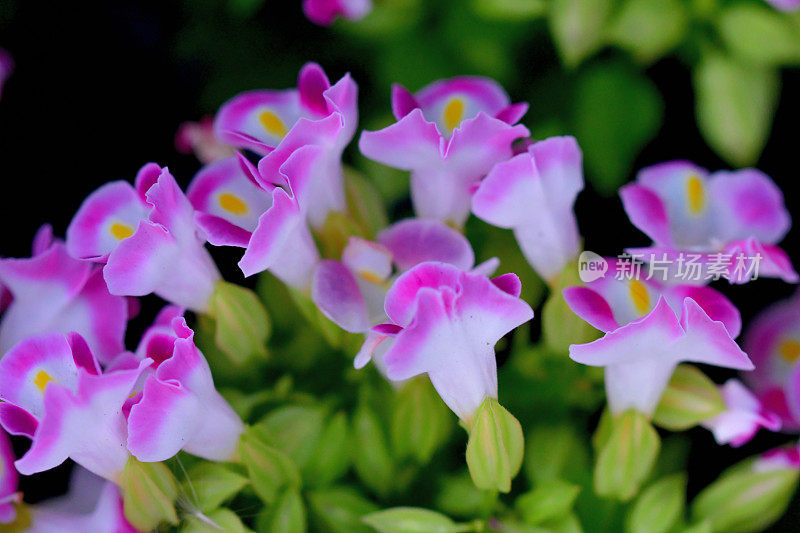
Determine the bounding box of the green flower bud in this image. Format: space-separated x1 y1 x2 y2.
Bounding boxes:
119 456 179 531
594 410 660 501
466 397 524 492
237 426 302 505
208 281 270 364
516 479 581 525
626 474 686 533
652 364 725 431
541 261 601 354
362 507 467 533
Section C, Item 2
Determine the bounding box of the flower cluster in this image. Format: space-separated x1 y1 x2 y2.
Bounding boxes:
2 57 799 532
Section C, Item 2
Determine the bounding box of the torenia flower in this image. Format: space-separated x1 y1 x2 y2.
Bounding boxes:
357 262 533 423
620 161 797 284
564 259 753 415
753 445 800 472
127 316 244 462
188 152 321 289
66 163 221 312
215 62 357 227
0 225 128 363
359 77 529 226
0 429 19 524
28 467 137 533
743 291 800 430
701 379 781 447
312 218 482 333
303 0 372 25
472 136 583 282
0 48 12 100
0 332 150 482
175 116 234 164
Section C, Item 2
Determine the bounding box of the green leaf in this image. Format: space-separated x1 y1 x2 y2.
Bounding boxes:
252 405 327 471
363 507 465 533
304 411 351 487
607 0 689 63
353 403 396 498
626 474 686 533
718 3 800 66
594 410 660 502
209 281 270 364
184 462 249 513
691 458 800 533
573 62 663 194
182 508 251 533
549 0 614 67
238 427 302 505
516 479 581 525
435 473 498 519
652 364 725 431
524 424 591 486
466 397 524 492
471 0 547 20
119 457 179 531
307 486 379 533
392 377 453 464
256 489 306 533
694 52 779 167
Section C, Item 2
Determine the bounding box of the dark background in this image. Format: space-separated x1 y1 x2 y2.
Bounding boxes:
1 0 799 525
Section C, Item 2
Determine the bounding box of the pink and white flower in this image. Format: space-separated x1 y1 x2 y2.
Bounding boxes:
359 77 529 226
126 316 244 463
743 292 800 431
312 218 483 334
175 116 234 164
0 226 128 363
0 332 150 482
0 429 19 524
564 260 753 415
188 151 321 289
701 379 781 447
765 0 800 11
66 163 221 312
472 136 583 282
303 0 372 25
753 445 800 472
356 262 533 422
620 162 796 284
215 63 357 228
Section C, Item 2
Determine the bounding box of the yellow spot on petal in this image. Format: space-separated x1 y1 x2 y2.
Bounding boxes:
258 110 288 138
110 222 134 240
219 192 248 215
629 280 651 316
686 174 705 215
359 270 385 285
443 98 465 132
33 370 54 392
779 339 800 363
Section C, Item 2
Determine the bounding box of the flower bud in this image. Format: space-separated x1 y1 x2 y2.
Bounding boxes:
391 377 454 465
238 427 302 505
362 507 464 533
466 397 524 492
652 364 725 431
119 457 179 531
594 410 660 501
208 280 270 364
626 474 686 533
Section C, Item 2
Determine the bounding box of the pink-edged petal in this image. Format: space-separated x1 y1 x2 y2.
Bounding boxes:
354 326 399 369
0 403 38 438
724 238 798 284
709 169 791 245
187 156 273 234
359 108 443 171
214 89 301 153
133 162 163 203
323 72 359 142
342 238 393 280
619 183 673 247
0 429 18 525
491 273 522 298
378 218 475 272
677 298 753 370
67 333 101 376
663 285 741 338
473 257 500 277
495 102 528 124
238 187 320 288
298 62 332 116
702 379 782 447
303 0 372 25
32 224 54 256
472 153 541 228
391 83 420 120
563 286 619 333
312 260 370 333
194 212 253 248
66 182 148 262
384 262 463 327
415 77 512 134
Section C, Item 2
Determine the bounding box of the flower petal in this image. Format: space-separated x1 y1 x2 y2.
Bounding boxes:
311 260 370 333
378 218 474 272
